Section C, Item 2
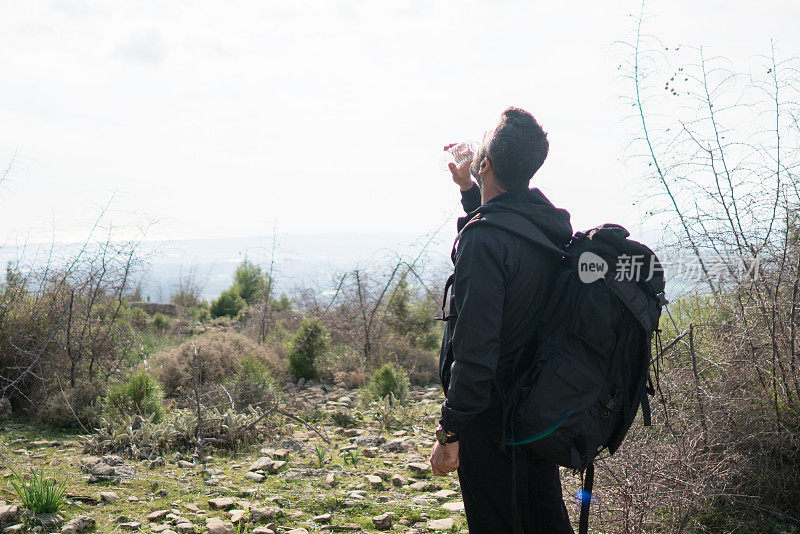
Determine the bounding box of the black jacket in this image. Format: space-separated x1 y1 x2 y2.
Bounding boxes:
439 185 573 434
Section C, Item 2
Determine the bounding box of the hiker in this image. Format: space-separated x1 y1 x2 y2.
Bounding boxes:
430 107 575 533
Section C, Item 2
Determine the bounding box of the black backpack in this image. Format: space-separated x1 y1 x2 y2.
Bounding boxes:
460 211 667 534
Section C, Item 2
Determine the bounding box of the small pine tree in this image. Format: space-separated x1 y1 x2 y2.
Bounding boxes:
105 371 164 422
210 287 245 318
287 317 328 379
233 258 268 304
366 363 409 404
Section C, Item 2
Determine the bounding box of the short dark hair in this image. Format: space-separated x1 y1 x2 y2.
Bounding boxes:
486 107 549 190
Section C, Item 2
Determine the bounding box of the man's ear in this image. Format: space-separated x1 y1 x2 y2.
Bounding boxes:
480 157 491 175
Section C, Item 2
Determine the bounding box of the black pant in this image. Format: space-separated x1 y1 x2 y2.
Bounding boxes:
458 404 574 534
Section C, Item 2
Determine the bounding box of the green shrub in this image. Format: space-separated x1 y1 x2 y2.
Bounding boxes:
152 312 170 333
191 306 212 322
131 307 149 330
105 370 164 423
287 317 329 379
210 287 245 318
9 468 67 514
365 363 409 404
37 380 106 430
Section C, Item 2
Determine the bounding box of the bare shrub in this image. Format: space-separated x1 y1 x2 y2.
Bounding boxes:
154 331 284 398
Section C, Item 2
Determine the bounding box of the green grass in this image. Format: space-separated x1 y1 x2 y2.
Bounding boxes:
9 467 67 515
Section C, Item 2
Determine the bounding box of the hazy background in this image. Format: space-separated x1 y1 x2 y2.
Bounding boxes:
2 0 799 297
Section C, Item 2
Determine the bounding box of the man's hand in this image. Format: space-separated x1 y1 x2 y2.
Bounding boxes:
443 143 474 191
430 440 460 476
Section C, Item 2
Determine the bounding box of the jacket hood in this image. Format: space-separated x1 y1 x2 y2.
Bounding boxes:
478 187 573 246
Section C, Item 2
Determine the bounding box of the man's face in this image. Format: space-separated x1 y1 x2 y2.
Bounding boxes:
470 128 493 187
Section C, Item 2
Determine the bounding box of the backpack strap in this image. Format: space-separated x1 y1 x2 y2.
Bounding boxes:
578 461 595 534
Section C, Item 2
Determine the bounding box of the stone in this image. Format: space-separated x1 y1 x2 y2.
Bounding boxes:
267 461 286 474
346 490 367 499
365 475 383 488
205 518 234 534
431 489 458 500
371 512 393 530
285 529 309 534
325 472 336 485
229 509 247 524
175 523 195 533
251 528 274 534
427 518 454 530
0 505 19 524
3 525 23 533
406 462 431 475
147 510 170 522
391 474 407 487
442 501 465 512
100 491 120 503
249 457 272 472
271 448 291 460
208 497 237 510
249 507 279 523
101 454 124 466
177 460 194 468
34 513 64 529
382 439 410 453
244 472 265 482
119 522 142 531
61 515 95 534
312 513 331 523
91 462 116 477
410 481 440 491
362 447 379 458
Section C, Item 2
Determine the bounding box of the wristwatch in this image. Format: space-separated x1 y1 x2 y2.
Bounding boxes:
435 425 459 445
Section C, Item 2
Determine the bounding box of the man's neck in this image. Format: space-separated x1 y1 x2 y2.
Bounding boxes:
480 183 508 205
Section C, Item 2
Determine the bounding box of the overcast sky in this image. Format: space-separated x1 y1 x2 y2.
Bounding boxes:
2 0 799 246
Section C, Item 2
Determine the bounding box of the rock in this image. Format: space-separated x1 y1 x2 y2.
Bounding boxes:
365 475 383 488
101 454 124 466
244 472 265 482
3 525 23 533
0 505 20 524
312 513 331 523
285 529 308 534
147 510 170 522
100 491 120 503
119 522 142 531
362 447 379 458
325 472 336 485
34 513 64 529
431 489 458 500
267 461 286 474
427 518 454 530
61 515 95 534
391 474 408 487
91 462 116 477
442 501 465 512
251 528 274 534
338 396 353 406
410 481 440 491
372 512 393 530
229 509 247 524
346 490 367 500
271 448 290 460
249 507 279 523
177 460 194 468
383 439 410 453
406 462 431 475
174 525 194 534
208 497 237 510
205 518 234 534
249 457 272 472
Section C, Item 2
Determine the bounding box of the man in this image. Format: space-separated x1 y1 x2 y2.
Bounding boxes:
429 107 575 533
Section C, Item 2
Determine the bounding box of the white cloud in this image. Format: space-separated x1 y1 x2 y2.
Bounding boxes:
114 29 166 65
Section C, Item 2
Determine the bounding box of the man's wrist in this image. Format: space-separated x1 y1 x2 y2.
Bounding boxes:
436 425 459 444
458 181 476 192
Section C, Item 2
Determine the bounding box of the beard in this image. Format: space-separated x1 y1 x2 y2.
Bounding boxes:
470 145 489 187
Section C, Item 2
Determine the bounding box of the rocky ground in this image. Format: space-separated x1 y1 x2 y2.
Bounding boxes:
0 384 582 533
